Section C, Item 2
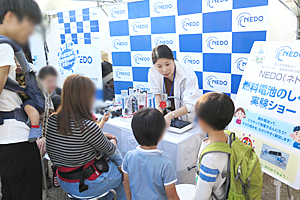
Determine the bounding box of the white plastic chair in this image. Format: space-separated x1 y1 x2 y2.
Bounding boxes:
65 189 117 200
176 184 195 200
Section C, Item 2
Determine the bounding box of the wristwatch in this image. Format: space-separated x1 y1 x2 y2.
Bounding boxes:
171 112 176 119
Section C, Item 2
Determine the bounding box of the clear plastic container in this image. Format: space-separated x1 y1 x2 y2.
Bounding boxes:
121 90 128 115
138 92 146 110
147 92 154 108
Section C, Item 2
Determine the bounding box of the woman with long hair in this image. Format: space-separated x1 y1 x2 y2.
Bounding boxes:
149 45 201 127
46 74 126 199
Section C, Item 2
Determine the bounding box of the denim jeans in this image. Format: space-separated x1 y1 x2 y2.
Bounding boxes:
59 149 126 200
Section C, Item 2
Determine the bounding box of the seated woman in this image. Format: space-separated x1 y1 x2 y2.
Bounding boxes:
46 74 126 199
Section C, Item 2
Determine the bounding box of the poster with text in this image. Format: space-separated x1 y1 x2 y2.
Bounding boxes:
57 7 103 99
229 41 300 189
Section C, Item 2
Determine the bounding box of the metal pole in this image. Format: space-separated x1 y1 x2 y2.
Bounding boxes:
287 185 294 200
274 179 282 200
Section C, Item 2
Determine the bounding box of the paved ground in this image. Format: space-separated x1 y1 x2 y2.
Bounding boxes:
1 166 300 199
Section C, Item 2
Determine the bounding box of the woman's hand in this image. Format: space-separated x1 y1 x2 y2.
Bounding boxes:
164 113 173 128
101 113 110 123
103 132 116 140
98 113 110 129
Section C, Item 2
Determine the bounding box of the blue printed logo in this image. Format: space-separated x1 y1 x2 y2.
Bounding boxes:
153 1 172 13
275 46 300 61
115 69 130 78
57 42 79 75
135 84 150 92
181 18 199 31
183 55 200 65
110 7 125 18
154 37 173 47
112 39 128 49
205 0 228 8
79 56 92 64
235 57 247 71
236 12 263 27
131 22 149 32
133 54 150 64
206 36 228 49
206 75 228 88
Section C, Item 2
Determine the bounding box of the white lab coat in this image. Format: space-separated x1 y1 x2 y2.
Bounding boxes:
148 60 201 122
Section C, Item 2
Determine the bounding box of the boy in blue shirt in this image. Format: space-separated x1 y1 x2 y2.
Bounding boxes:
122 108 180 200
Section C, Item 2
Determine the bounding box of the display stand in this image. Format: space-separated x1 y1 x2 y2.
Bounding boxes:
274 179 294 200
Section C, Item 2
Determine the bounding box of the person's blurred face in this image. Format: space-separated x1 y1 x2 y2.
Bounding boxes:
154 58 175 79
14 57 23 75
4 12 35 45
41 75 57 95
198 118 212 134
90 95 96 111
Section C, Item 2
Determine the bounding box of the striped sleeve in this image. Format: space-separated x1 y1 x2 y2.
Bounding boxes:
192 156 220 200
82 120 116 157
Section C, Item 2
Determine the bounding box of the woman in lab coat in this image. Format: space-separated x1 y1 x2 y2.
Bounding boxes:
148 45 201 127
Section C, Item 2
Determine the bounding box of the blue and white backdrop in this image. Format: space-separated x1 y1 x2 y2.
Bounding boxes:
107 0 269 103
57 7 103 99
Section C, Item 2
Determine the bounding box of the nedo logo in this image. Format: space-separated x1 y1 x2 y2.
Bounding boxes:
91 10 97 17
206 36 228 49
79 56 92 64
131 22 148 33
206 75 228 88
153 1 172 14
154 37 173 47
236 12 264 27
135 84 150 92
181 18 199 31
182 55 200 65
110 7 125 18
57 42 79 75
133 54 150 64
184 147 196 160
112 39 128 49
205 0 228 8
115 69 130 79
235 57 247 71
275 46 300 61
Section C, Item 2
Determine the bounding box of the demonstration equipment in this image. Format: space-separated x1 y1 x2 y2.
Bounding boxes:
120 87 156 117
159 93 194 134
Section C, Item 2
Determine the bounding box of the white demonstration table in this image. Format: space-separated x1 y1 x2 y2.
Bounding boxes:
100 117 206 184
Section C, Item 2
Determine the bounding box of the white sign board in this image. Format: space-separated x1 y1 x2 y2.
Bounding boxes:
229 41 300 189
56 7 103 98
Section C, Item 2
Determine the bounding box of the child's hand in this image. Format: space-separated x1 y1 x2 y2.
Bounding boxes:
37 137 46 152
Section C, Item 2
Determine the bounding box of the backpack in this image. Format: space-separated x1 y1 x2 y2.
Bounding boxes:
0 35 53 133
198 130 263 200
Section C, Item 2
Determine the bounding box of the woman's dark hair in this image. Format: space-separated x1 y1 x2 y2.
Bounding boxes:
38 66 58 80
196 92 235 131
0 0 42 24
152 45 174 64
57 74 96 136
131 108 166 146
